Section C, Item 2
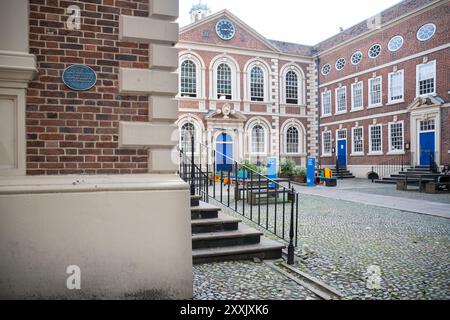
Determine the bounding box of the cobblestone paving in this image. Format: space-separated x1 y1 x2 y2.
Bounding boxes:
206 185 450 300
193 261 318 300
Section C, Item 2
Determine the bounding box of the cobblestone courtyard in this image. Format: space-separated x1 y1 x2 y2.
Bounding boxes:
193 181 450 300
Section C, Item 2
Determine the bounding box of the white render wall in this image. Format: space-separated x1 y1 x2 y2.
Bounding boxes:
0 175 192 299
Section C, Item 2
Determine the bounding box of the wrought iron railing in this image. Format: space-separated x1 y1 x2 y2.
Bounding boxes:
179 136 299 265
371 153 412 182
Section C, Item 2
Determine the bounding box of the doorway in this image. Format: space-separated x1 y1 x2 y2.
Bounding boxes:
216 133 233 172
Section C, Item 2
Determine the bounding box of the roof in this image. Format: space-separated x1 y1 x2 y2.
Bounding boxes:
269 40 313 56
313 0 437 53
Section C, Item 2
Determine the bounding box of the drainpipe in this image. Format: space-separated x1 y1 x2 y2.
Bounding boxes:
314 54 321 169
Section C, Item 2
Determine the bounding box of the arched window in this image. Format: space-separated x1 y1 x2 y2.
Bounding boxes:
250 66 264 102
286 71 298 104
251 125 265 153
217 63 232 100
286 127 299 154
181 123 196 153
180 60 197 98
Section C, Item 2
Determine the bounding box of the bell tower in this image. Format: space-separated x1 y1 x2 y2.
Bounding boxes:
190 1 211 23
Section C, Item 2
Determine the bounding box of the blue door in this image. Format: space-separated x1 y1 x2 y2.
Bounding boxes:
337 140 347 167
216 133 233 172
419 132 435 166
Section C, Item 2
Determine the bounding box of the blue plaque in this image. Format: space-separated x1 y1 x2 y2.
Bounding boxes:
62 65 97 91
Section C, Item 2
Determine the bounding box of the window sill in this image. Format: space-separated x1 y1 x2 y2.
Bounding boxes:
350 153 365 157
386 99 404 105
350 107 364 113
368 104 383 109
283 103 307 107
334 110 347 115
321 114 333 119
321 153 333 157
178 96 204 100
387 151 405 155
368 152 384 156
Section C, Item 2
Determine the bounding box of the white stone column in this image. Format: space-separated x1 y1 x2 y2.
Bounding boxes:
0 0 37 176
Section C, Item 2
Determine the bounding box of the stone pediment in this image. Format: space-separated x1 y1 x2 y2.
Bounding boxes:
408 95 445 111
180 10 281 53
205 105 247 122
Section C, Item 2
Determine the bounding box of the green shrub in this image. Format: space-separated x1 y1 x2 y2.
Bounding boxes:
293 166 306 177
280 158 296 175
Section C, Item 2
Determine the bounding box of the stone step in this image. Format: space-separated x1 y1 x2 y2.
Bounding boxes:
191 194 202 206
407 167 433 172
191 201 221 220
192 225 262 250
191 213 241 234
193 237 284 264
373 179 397 184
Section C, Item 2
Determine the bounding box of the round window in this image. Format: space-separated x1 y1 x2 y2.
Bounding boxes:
417 23 436 41
321 64 331 75
335 58 346 71
368 44 382 59
351 51 363 65
388 35 404 52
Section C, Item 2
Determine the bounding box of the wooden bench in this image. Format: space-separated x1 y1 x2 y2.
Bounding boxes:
247 189 279 205
320 177 337 187
235 185 275 200
424 181 450 194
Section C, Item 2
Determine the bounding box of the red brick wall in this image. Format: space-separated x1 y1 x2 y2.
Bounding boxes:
27 0 150 175
318 2 450 166
180 15 274 51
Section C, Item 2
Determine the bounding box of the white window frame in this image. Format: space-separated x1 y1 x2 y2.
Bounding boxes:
210 55 240 101
180 60 198 98
335 86 347 114
368 124 383 155
388 70 404 104
368 76 383 108
388 121 405 155
416 60 436 97
179 52 205 100
244 60 270 103
351 81 364 111
285 126 300 155
322 130 332 156
351 126 364 156
280 64 305 106
321 90 332 117
249 123 269 155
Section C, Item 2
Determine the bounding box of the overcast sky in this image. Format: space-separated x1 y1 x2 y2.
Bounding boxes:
178 0 402 45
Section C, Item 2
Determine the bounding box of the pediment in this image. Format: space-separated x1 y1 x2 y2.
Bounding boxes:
205 106 247 122
180 10 281 53
408 95 445 111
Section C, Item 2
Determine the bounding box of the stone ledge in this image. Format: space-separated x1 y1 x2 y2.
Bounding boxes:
119 68 178 95
119 121 178 148
0 174 188 195
119 15 179 44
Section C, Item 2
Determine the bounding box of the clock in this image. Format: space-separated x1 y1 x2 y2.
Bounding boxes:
215 19 236 41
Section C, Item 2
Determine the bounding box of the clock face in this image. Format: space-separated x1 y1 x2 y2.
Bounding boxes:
216 19 236 40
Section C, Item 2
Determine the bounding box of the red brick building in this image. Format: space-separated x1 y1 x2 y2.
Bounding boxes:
316 0 450 178
177 8 317 167
178 0 450 177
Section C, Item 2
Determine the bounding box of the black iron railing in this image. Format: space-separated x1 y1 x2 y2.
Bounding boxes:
371 153 412 182
179 136 299 265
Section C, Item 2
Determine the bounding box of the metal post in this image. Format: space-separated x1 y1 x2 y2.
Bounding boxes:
287 187 295 265
190 134 195 196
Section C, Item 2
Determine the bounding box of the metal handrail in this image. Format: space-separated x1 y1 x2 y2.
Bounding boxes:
179 137 299 265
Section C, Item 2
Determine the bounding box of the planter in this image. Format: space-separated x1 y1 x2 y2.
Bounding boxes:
292 175 306 183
